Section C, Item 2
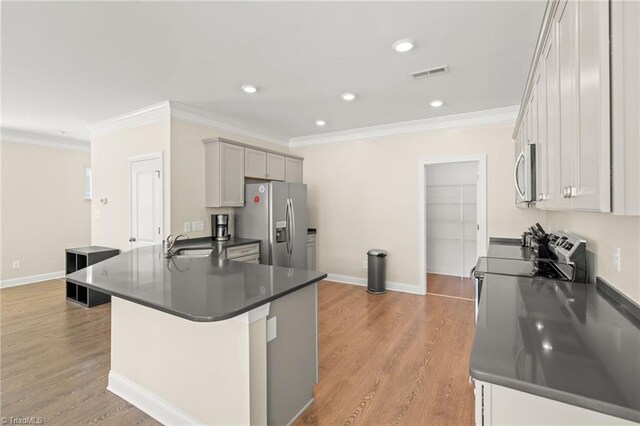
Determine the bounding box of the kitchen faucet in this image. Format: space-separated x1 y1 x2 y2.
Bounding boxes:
164 234 188 257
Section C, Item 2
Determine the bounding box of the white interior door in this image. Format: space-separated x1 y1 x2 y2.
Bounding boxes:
129 154 163 249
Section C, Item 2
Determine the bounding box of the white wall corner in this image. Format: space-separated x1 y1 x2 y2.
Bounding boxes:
325 274 424 295
86 100 289 147
0 271 65 288
289 105 520 147
1 128 90 151
107 370 205 426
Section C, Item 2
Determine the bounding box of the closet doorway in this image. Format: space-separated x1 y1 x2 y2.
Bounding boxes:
418 155 486 297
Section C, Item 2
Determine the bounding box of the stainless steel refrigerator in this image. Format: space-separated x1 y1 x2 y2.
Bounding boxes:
235 182 308 269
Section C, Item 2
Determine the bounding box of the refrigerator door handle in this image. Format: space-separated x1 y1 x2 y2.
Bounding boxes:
285 199 291 256
290 197 296 258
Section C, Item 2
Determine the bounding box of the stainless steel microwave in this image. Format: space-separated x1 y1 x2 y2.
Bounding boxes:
515 143 536 204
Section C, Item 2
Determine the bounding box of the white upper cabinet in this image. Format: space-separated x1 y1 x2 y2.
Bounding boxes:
266 153 286 181
573 0 610 211
285 157 303 183
514 0 614 213
205 140 245 207
611 0 640 215
245 148 267 179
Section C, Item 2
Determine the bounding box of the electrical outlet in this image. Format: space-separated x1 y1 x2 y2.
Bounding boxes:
12 260 20 269
363 260 368 270
267 317 277 342
183 222 191 232
612 247 621 272
192 220 205 231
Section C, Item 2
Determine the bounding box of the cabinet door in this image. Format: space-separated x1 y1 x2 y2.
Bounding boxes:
556 0 578 210
535 65 549 207
266 153 285 181
545 23 561 209
220 142 245 207
245 148 267 179
572 0 610 211
285 157 303 183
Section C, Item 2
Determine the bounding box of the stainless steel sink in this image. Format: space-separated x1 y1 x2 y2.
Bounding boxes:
170 248 214 258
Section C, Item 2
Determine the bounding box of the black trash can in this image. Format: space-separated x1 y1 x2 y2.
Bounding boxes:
367 249 388 294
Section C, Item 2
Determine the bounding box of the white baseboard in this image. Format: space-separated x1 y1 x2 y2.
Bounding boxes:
287 398 314 426
108 371 204 426
325 273 424 295
0 271 65 288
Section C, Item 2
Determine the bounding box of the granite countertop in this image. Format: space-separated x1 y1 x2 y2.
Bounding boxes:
66 244 327 322
470 273 640 423
487 237 535 261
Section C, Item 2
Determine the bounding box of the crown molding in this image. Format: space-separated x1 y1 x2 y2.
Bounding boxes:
289 105 520 147
88 100 289 147
168 101 289 148
88 101 171 138
1 128 90 151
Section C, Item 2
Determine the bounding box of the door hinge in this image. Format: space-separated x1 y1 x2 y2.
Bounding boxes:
155 170 160 178
158 227 161 235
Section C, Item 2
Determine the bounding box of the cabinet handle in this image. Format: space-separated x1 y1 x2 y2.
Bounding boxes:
568 187 576 198
538 193 544 201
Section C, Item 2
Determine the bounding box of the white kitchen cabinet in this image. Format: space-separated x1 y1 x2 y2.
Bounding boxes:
204 139 245 207
285 157 303 183
514 0 612 213
611 0 640 215
266 153 285 181
475 381 635 426
245 147 267 179
572 0 610 211
556 0 578 211
543 24 561 209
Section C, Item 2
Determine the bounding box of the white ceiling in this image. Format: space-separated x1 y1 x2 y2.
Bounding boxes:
1 1 544 142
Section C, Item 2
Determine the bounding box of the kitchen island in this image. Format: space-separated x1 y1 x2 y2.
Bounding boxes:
66 243 327 425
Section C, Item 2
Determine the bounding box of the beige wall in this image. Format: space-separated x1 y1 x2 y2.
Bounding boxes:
293 124 545 289
1 142 91 281
91 119 171 252
545 210 640 303
170 118 289 239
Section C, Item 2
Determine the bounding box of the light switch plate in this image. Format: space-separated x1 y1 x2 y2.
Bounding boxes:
192 220 205 231
267 317 277 342
183 222 191 232
12 260 20 270
94 210 101 219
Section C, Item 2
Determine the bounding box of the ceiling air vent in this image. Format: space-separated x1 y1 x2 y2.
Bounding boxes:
410 65 449 80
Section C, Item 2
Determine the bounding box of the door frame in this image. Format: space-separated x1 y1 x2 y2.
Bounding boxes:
418 154 487 295
128 152 164 249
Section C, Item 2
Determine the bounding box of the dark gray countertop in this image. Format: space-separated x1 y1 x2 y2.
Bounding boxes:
470 273 640 423
66 244 326 322
172 237 261 252
487 237 535 260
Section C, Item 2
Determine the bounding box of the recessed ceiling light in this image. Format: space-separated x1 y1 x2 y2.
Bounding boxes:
241 84 258 94
341 92 357 101
392 39 414 53
430 100 444 108
315 120 326 127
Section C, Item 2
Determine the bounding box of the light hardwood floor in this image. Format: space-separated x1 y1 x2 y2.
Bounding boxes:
426 273 475 300
1 277 475 425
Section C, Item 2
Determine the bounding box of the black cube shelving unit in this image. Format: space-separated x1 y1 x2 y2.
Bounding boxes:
66 246 119 307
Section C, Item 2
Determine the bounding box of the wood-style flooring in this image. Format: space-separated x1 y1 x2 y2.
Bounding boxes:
426 273 475 300
294 279 475 425
1 276 475 425
0 279 159 425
